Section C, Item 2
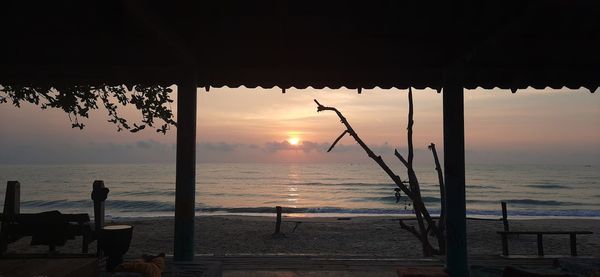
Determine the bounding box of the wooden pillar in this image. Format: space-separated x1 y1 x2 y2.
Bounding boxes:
174 74 197 261
91 180 108 257
1 181 20 253
501 202 509 231
3 181 20 215
443 83 469 276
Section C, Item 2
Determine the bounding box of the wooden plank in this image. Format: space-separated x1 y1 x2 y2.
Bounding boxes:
501 232 509 256
537 234 544 256
497 231 592 235
169 256 444 272
0 256 97 277
174 71 197 262
570 233 577 256
162 255 569 276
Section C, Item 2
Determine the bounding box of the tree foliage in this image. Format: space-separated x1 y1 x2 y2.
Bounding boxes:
0 84 176 133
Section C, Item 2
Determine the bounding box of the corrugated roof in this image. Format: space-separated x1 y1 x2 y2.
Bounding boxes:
1 1 599 92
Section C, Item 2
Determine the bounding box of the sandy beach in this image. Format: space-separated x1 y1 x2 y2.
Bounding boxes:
5 216 600 258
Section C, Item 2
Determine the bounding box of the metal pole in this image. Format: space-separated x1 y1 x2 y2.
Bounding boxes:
174 74 197 261
443 83 469 276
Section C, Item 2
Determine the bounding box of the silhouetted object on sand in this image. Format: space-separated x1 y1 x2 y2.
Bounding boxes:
502 201 509 232
99 224 134 271
315 89 447 256
0 181 20 254
92 180 109 257
272 206 286 238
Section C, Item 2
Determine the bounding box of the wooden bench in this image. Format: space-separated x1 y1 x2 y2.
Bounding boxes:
0 180 108 256
497 201 594 256
497 230 593 256
0 212 93 253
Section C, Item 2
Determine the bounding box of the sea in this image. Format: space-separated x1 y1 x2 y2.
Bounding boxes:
0 163 598 219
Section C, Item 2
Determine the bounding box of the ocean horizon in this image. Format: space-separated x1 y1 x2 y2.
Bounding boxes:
1 162 598 219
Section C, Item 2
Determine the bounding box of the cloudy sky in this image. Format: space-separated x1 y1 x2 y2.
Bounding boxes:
1 87 599 165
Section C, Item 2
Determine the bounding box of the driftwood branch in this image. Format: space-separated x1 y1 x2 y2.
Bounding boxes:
429 143 445 226
327 130 348 152
394 149 409 168
315 92 445 256
400 88 439 255
429 143 446 253
314 99 415 200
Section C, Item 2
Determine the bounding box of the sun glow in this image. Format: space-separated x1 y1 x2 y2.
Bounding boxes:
288 137 300 145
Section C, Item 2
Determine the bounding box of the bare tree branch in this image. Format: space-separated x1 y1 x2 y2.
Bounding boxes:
402 88 435 255
315 95 445 256
429 143 445 223
314 99 415 200
327 130 348 152
429 142 446 253
394 149 409 168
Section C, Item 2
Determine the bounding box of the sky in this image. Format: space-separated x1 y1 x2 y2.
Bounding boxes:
0 87 599 165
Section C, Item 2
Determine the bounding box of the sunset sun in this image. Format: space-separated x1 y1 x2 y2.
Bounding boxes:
288 137 300 145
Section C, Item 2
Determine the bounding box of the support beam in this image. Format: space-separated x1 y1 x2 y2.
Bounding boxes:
443 83 469 276
174 75 197 261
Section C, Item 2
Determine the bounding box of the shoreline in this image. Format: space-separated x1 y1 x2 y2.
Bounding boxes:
7 215 600 258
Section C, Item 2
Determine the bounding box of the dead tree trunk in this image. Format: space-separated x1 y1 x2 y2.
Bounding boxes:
429 143 446 254
315 88 446 256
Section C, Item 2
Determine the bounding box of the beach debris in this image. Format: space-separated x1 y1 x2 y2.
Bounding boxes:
315 87 447 257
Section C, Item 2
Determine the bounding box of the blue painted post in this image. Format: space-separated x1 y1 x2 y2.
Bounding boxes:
174 76 197 261
443 83 469 276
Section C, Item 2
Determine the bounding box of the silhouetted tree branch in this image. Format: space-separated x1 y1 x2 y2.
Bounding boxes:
429 142 446 253
0 84 176 133
315 88 446 257
327 130 348 152
314 99 415 200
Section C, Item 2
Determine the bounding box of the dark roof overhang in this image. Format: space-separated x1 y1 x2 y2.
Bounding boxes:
1 1 599 92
